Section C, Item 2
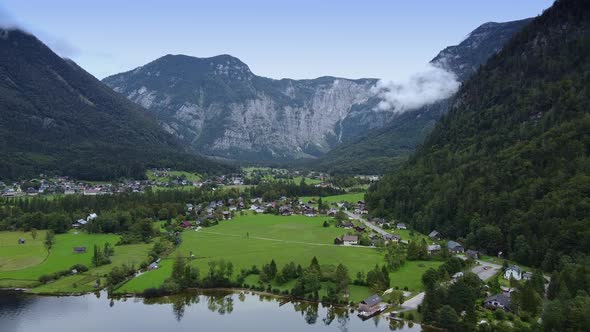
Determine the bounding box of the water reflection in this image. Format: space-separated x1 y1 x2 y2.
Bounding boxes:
0 290 425 332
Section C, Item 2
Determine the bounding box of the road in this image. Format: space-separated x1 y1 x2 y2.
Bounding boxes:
344 211 389 236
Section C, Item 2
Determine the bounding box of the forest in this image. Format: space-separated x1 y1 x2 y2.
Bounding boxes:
366 0 590 271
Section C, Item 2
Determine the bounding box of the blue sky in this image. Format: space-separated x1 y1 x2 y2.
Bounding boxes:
2 0 554 80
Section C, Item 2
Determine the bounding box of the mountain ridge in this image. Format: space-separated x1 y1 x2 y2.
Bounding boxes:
0 28 233 180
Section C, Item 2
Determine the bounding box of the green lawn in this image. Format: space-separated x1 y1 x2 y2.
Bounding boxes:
31 242 152 294
0 230 48 271
147 170 202 182
0 231 151 291
300 192 365 205
117 213 438 298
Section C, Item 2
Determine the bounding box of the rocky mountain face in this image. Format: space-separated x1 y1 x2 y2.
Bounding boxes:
0 29 232 180
314 18 532 174
104 18 532 163
104 55 377 160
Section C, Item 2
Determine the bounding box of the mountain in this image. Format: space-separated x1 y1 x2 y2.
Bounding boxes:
366 0 590 270
103 55 383 161
314 18 532 175
0 29 233 180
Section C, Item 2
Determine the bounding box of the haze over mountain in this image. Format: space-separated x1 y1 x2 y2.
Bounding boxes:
0 28 233 180
314 18 533 174
104 18 531 166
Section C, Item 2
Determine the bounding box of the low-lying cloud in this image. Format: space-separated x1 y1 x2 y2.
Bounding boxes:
373 64 460 113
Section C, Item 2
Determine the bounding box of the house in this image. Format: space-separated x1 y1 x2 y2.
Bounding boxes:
383 234 401 243
338 221 353 229
484 294 512 311
427 244 441 254
148 262 159 270
466 249 479 259
87 213 98 221
180 221 193 229
504 265 522 280
428 230 441 240
354 225 366 232
279 206 293 216
186 203 194 211
222 211 231 220
73 247 86 254
452 272 464 281
396 223 407 230
522 272 533 281
72 219 87 228
327 208 338 217
18 238 26 244
447 240 464 254
500 286 516 297
342 235 359 245
358 294 383 316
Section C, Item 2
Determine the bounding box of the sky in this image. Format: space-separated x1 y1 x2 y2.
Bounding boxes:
1 0 554 81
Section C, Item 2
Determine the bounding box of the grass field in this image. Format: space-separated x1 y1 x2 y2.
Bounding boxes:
0 230 48 271
147 170 202 182
118 213 440 299
0 231 152 291
300 192 365 205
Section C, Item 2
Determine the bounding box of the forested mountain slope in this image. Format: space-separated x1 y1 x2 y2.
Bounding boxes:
0 29 233 180
366 0 590 270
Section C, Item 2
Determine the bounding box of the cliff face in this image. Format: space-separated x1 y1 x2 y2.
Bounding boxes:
104 19 532 162
104 55 378 160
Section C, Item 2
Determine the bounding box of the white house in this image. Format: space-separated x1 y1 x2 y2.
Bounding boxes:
342 235 359 246
504 265 522 280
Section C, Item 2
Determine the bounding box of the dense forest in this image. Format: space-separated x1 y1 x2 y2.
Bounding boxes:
0 29 234 180
367 0 590 271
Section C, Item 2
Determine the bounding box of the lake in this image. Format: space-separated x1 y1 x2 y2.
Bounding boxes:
0 290 430 332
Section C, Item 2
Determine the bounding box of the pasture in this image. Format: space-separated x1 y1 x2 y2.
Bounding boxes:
118 213 441 298
0 231 152 291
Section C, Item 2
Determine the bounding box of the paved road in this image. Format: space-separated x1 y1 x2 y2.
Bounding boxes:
344 211 389 236
471 260 502 281
401 292 424 310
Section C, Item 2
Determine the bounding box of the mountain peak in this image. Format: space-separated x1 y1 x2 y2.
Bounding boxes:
431 18 532 81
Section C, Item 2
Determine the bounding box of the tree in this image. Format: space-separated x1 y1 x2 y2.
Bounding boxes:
309 257 321 274
437 305 460 331
31 228 38 240
422 268 438 290
44 230 55 250
172 254 187 282
335 263 349 294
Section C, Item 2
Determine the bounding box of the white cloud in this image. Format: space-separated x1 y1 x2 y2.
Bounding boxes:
372 63 460 113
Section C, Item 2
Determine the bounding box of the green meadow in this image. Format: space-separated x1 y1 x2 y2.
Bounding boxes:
118 213 441 299
300 192 365 205
0 231 152 292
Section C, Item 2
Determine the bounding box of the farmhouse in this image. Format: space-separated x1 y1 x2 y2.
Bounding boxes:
447 240 464 253
428 230 441 240
342 235 359 245
338 221 354 229
358 294 383 316
504 265 523 280
396 223 407 230
72 219 87 228
18 238 26 244
383 233 401 243
484 294 512 311
466 249 479 259
427 244 441 254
